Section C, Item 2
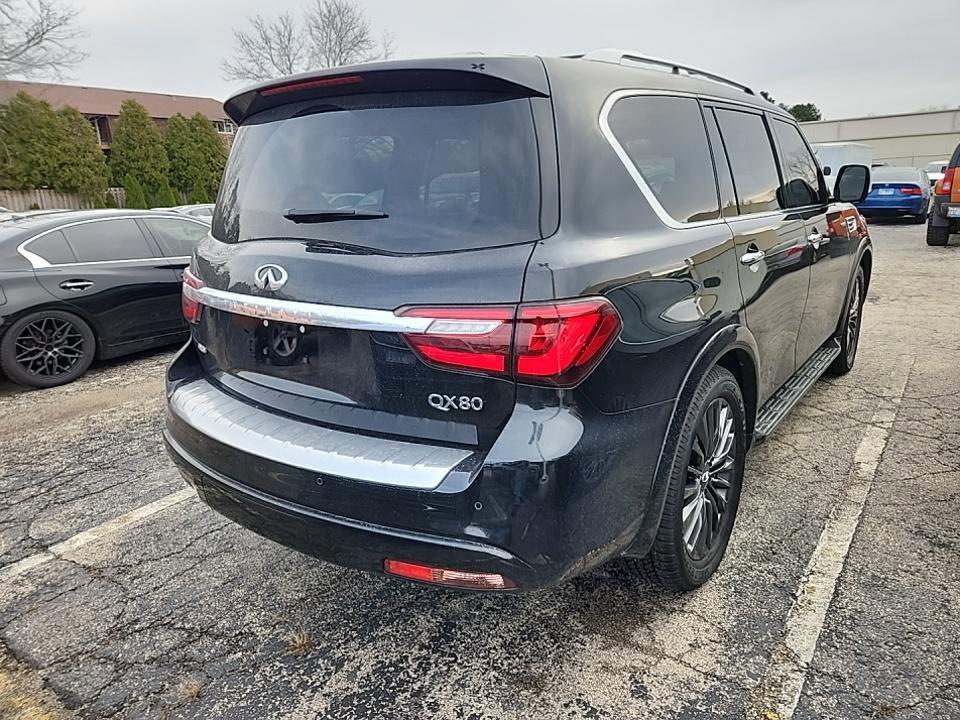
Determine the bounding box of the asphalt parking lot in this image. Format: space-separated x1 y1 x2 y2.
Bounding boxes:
0 221 958 720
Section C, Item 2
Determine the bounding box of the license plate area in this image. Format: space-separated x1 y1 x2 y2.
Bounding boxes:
877 188 895 196
947 206 960 218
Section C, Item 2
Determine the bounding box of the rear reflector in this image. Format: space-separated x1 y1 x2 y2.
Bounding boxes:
399 297 621 388
181 268 203 324
261 74 365 96
384 559 516 590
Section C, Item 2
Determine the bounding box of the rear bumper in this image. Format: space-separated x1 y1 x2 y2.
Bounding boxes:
930 196 960 228
163 341 674 591
856 196 928 216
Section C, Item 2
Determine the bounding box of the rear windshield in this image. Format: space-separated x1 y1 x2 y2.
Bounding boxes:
871 167 920 183
213 91 543 253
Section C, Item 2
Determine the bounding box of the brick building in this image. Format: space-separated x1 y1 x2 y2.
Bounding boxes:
0 80 235 154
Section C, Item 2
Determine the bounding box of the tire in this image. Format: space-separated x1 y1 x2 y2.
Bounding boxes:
926 222 950 246
828 265 865 376
912 213 928 225
0 310 96 388
614 366 746 591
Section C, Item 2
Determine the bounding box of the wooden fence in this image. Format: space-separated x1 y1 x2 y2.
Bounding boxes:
0 188 125 211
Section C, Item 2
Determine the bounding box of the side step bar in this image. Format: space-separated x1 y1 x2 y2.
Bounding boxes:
754 339 841 443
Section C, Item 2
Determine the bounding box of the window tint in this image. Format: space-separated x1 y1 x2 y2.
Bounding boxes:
145 218 208 256
608 96 719 223
773 120 822 207
704 110 739 217
214 92 542 253
714 109 781 214
63 219 153 262
28 230 77 264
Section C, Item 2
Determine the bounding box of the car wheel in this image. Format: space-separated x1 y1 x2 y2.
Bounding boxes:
615 366 746 591
913 213 928 224
926 223 950 246
0 310 96 388
828 265 865 376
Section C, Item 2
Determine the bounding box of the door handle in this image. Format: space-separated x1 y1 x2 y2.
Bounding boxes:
740 247 766 266
59 279 94 291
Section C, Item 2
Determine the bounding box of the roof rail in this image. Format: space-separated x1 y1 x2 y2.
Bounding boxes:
572 49 755 96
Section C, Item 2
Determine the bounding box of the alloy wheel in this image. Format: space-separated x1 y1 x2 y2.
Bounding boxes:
683 397 737 559
13 317 86 378
846 275 863 364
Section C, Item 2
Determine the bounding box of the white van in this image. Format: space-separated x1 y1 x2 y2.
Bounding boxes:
813 143 874 194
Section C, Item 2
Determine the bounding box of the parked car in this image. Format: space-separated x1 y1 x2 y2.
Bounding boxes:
927 143 960 246
173 204 215 221
163 51 872 592
0 210 210 388
855 166 931 223
925 159 949 188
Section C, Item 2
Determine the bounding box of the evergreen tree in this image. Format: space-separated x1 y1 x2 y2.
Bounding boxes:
187 177 210 204
0 92 63 190
188 112 227 199
110 100 169 198
156 175 178 207
166 112 227 201
123 174 148 209
104 191 119 208
55 106 109 201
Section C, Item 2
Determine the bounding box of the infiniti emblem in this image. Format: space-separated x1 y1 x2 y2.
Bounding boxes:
254 264 288 291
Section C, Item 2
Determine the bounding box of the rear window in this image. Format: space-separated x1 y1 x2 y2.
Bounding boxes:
213 92 543 252
871 167 922 184
145 218 208 257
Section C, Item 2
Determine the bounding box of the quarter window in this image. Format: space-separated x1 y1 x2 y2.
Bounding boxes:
608 96 720 223
772 119 822 207
714 109 781 214
145 218 209 257
27 230 77 264
63 219 153 262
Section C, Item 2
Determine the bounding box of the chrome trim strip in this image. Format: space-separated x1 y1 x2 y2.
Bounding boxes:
598 90 790 231
16 215 207 269
169 379 473 490
188 284 436 333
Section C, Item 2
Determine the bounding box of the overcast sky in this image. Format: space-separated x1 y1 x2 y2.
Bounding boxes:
67 0 958 120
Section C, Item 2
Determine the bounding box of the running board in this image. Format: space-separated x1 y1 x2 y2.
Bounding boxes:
754 339 840 443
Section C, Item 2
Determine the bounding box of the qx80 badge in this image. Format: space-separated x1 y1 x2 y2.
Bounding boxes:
428 394 484 412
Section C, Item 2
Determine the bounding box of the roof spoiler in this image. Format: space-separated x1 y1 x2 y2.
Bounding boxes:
223 56 550 125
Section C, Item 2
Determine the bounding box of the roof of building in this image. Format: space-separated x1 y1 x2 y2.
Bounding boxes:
0 80 227 120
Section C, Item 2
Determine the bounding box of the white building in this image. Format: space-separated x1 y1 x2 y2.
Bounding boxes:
802 109 960 169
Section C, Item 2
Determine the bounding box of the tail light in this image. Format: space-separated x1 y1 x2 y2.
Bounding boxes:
899 185 923 196
936 167 955 196
181 268 203 324
400 297 622 387
384 559 516 590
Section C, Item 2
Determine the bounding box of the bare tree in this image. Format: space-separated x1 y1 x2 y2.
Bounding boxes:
222 0 394 83
0 0 86 79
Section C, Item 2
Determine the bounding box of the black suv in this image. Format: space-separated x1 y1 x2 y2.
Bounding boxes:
163 51 872 592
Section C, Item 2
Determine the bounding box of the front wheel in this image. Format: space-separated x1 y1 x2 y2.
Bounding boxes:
828 265 865 376
615 366 746 590
0 310 96 388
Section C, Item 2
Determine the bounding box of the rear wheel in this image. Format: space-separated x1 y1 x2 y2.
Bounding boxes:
0 310 95 388
912 213 928 224
926 222 950 246
615 366 746 591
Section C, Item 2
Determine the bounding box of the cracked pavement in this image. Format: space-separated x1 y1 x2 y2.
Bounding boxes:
0 222 957 719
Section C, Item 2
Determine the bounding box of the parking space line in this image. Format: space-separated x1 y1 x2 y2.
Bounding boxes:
0 488 195 584
756 355 914 720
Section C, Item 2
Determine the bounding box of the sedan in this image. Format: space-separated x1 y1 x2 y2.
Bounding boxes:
0 209 209 388
855 166 931 223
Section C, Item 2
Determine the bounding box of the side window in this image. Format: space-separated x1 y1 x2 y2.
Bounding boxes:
714 109 782 214
607 96 720 223
63 219 153 262
27 230 77 264
704 110 740 217
145 218 209 257
772 119 823 207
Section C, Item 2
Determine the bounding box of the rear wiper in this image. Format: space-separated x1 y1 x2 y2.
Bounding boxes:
282 208 389 223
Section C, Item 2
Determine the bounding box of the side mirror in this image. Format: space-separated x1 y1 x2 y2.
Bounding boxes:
823 165 832 176
834 164 870 203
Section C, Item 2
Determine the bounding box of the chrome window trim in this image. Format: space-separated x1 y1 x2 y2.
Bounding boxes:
189 284 435 333
16 215 208 269
598 89 793 231
169 379 472 490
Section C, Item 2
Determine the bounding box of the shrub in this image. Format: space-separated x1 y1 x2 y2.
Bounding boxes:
110 100 169 198
123 174 148 209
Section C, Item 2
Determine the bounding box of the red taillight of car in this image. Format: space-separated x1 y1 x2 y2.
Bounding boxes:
181 268 203 324
260 74 365 97
936 167 955 196
384 559 516 591
399 297 622 387
899 185 923 196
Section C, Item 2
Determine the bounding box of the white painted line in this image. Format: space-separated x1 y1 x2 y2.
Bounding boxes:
0 488 195 583
759 356 914 720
